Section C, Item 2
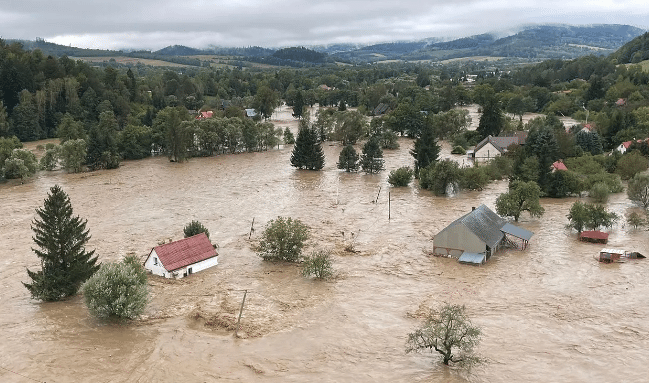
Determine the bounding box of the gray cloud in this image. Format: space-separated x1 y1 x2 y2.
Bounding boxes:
0 0 646 50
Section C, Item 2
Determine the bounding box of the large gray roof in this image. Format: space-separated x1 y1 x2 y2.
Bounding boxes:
442 204 506 248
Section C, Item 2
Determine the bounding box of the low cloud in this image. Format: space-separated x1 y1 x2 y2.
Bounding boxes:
2 0 647 50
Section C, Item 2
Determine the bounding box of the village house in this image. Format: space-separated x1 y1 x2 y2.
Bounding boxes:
433 205 533 265
468 132 527 161
617 138 649 154
144 233 218 279
195 110 214 120
551 160 568 172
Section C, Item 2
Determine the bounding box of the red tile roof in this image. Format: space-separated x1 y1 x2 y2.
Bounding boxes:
151 233 217 271
552 161 568 171
196 111 214 120
579 231 609 240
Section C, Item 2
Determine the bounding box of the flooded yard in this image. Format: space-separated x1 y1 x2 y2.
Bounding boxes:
1 107 647 382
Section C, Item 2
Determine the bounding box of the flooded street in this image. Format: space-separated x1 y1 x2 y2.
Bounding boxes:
1 108 648 382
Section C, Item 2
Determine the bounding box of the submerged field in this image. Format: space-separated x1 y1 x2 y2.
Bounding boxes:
1 107 647 382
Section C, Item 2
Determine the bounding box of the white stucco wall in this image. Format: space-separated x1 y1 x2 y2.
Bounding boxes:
144 249 171 277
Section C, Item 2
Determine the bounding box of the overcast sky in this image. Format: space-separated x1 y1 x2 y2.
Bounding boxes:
1 1 647 50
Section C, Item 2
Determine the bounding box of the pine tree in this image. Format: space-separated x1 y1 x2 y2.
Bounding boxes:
290 121 325 170
24 185 99 301
292 90 305 119
337 144 360 172
410 124 440 178
360 137 385 174
477 96 504 139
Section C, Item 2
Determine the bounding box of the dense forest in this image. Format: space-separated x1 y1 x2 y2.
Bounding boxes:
1 31 649 209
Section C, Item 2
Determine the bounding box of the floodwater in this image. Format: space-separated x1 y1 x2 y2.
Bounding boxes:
1 106 647 383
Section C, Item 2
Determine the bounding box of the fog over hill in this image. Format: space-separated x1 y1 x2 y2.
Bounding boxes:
9 24 647 65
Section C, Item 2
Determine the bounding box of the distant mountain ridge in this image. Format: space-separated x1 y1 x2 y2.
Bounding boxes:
7 23 646 65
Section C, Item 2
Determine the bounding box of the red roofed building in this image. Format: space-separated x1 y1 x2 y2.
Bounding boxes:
195 110 214 120
144 233 218 279
579 230 609 244
551 160 568 172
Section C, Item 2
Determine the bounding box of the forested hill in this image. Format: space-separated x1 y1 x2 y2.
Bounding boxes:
330 24 646 62
610 32 649 64
272 47 327 63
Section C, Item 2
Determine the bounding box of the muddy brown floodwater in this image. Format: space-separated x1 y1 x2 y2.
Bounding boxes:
1 106 648 383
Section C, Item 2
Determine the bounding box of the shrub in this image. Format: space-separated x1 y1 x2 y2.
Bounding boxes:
388 167 414 187
589 182 609 203
40 148 59 171
184 220 210 239
419 159 460 195
302 250 333 280
82 256 148 320
616 150 648 180
257 217 309 262
283 127 295 144
484 155 513 180
627 212 646 230
459 166 490 191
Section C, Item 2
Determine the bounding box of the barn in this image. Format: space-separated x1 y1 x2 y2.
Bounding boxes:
144 233 218 279
433 205 533 265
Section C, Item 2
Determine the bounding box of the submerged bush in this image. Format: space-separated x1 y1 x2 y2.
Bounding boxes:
388 167 414 187
82 256 148 320
257 216 309 262
184 220 210 239
302 250 333 280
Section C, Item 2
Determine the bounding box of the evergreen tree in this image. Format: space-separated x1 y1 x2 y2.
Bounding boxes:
410 123 440 178
337 144 359 172
10 90 42 142
24 185 99 301
292 90 305 119
526 125 559 192
0 101 9 137
360 137 385 174
290 120 324 170
477 96 504 139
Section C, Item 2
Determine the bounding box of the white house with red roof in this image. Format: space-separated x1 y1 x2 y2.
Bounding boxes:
144 233 218 279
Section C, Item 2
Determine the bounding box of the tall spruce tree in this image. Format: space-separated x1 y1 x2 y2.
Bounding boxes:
24 185 99 301
360 137 385 174
477 95 504 139
290 120 325 170
410 123 440 178
337 144 360 172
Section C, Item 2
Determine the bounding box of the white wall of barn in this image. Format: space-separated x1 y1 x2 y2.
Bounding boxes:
474 142 501 161
144 249 219 279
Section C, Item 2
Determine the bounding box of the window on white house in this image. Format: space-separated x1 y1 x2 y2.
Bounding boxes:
154 257 158 265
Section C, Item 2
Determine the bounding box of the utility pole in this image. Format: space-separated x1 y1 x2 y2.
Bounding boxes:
235 289 248 338
248 218 255 239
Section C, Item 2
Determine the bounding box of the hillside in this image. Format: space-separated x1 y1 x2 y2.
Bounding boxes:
328 24 646 63
7 24 646 68
610 32 649 64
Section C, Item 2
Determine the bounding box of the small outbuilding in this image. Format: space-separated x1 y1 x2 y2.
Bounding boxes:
144 233 218 279
598 248 625 263
579 230 609 244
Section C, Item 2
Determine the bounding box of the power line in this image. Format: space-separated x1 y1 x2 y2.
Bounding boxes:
0 365 47 383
